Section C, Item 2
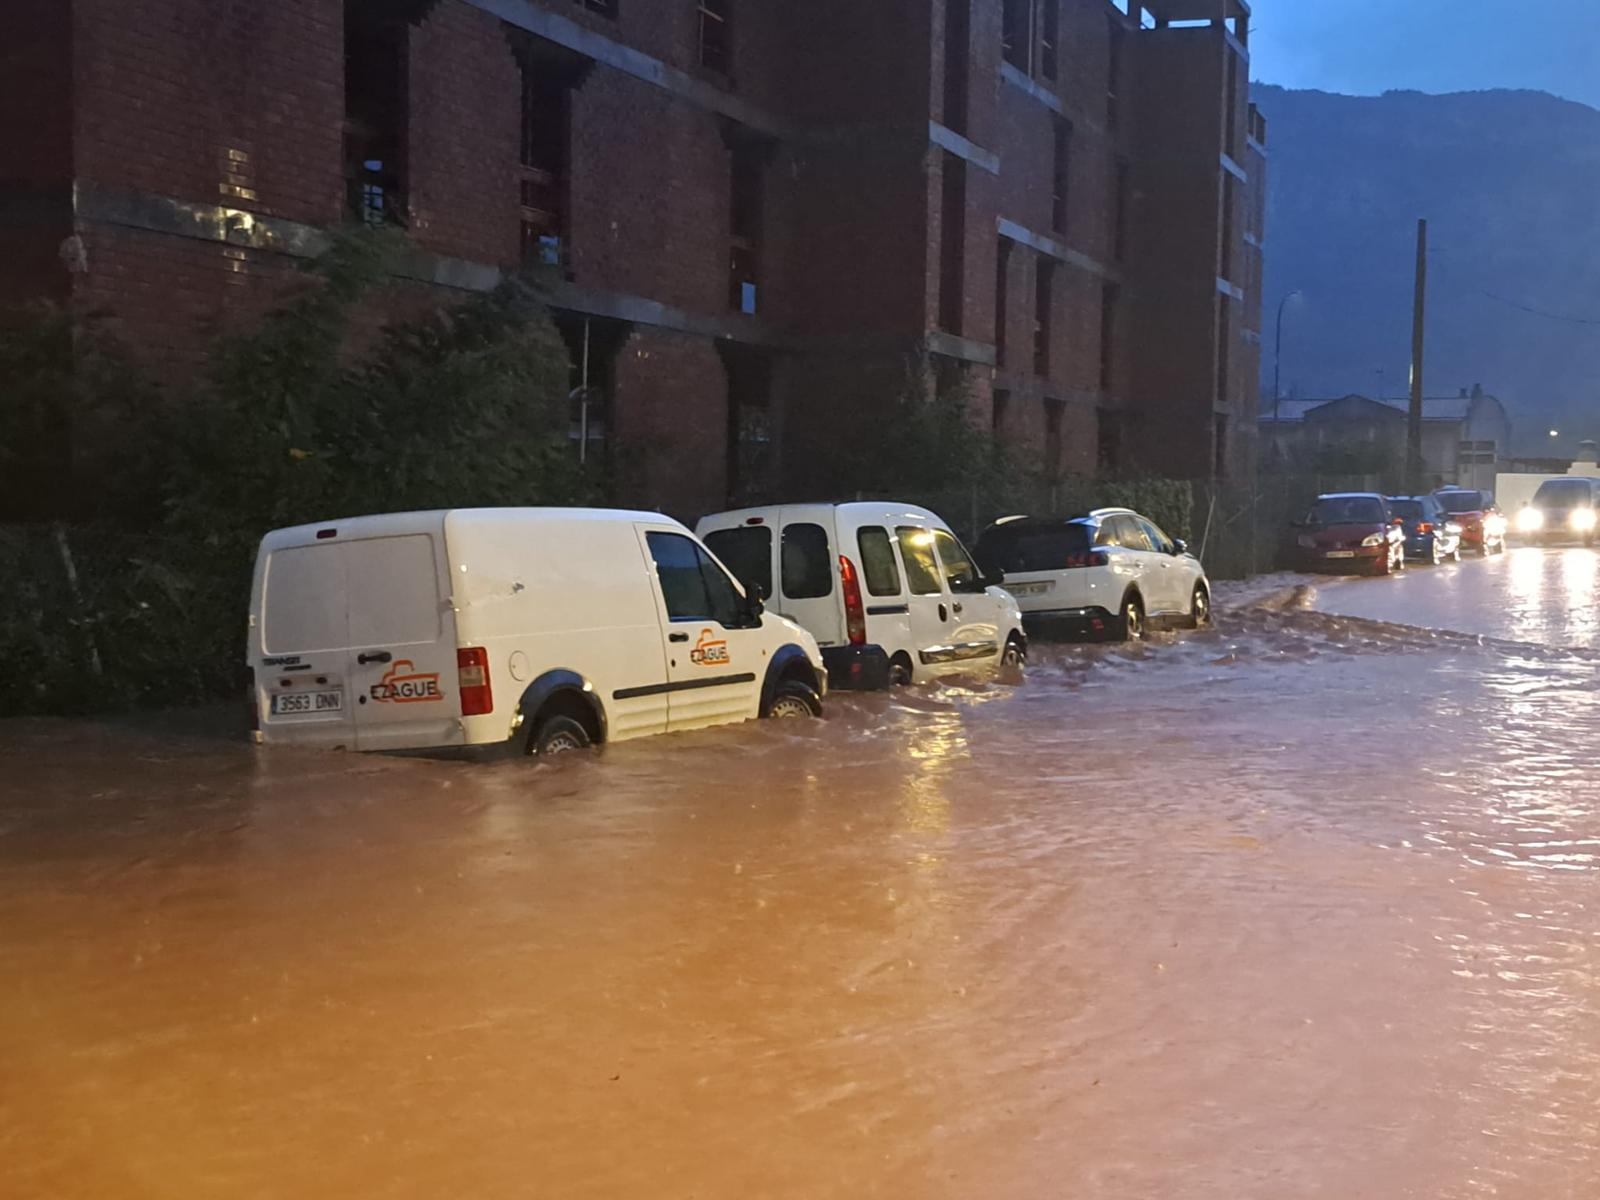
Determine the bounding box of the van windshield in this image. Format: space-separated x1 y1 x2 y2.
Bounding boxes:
977 522 1092 573
703 527 773 599
1532 480 1593 509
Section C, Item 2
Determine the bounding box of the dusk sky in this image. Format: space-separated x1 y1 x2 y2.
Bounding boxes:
1249 0 1600 110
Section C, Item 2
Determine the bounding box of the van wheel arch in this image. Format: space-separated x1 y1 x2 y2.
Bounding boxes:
516 671 607 754
888 652 914 686
761 645 822 714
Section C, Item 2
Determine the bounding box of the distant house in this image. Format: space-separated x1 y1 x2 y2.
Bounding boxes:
1259 386 1510 489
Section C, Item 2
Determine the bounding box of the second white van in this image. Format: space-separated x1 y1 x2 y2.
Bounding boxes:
695 502 1026 688
247 508 827 755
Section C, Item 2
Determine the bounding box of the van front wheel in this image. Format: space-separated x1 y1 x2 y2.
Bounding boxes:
531 714 592 756
764 679 822 720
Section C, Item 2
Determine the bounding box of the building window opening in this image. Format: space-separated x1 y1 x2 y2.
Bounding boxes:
939 153 968 335
1051 118 1072 234
1216 297 1228 412
994 238 1011 366
1097 408 1123 474
1113 159 1130 261
557 316 626 464
1220 173 1236 282
517 49 578 270
943 0 971 133
1039 1 1058 82
1225 48 1240 157
723 346 774 504
1099 282 1119 391
1044 398 1064 479
344 1 409 226
1034 258 1054 378
1213 414 1230 479
728 136 769 314
573 0 618 18
1107 17 1126 127
1002 0 1032 73
698 0 730 74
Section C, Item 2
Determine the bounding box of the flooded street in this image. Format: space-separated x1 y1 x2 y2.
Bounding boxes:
4 549 1600 1199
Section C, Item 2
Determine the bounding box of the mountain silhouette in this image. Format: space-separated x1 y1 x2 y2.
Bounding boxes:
1253 83 1600 456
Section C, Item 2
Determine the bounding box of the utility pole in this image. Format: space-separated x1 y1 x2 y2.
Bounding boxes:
1407 219 1427 492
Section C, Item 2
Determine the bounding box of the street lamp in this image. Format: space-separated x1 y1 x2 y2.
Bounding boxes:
1271 290 1305 451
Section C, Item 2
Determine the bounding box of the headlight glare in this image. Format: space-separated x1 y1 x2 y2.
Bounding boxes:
1517 509 1545 533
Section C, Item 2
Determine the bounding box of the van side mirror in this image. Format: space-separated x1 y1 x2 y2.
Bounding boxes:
743 593 765 623
1171 538 1188 556
980 570 1006 589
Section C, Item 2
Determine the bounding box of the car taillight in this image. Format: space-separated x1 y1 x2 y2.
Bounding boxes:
1417 522 1433 533
1062 550 1111 568
839 555 867 646
457 647 493 716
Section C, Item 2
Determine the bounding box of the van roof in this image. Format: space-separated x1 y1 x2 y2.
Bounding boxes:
703 501 943 524
259 506 678 551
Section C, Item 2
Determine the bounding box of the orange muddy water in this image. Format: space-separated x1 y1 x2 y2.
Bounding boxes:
4 551 1600 1199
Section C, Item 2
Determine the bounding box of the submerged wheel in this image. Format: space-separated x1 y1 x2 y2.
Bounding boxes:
531 714 591 757
1189 584 1212 629
888 654 914 687
1001 635 1027 669
1119 594 1146 642
764 679 821 720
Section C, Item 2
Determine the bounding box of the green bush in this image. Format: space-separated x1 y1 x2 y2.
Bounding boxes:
0 228 595 717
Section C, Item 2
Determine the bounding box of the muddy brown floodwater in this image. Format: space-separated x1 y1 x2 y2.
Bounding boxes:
4 550 1600 1199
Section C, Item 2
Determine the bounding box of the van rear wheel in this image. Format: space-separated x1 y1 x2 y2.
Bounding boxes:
765 679 822 720
531 714 591 757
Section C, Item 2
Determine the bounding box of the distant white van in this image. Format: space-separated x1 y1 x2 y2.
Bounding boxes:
695 502 1026 688
247 508 827 755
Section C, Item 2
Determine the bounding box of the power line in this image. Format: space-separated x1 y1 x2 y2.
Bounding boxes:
1478 289 1600 327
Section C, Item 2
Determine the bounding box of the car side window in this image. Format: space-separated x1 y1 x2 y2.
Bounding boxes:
895 526 944 596
857 526 903 597
1136 517 1172 554
932 529 984 594
648 532 713 620
648 532 747 626
1114 515 1153 551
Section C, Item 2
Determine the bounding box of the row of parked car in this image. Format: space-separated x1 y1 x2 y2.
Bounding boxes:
1291 487 1509 575
246 500 1209 757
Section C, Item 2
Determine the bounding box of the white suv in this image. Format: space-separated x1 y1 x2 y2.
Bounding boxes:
975 508 1211 641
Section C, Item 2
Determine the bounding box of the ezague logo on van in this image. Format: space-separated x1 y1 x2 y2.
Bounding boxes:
370 660 445 704
690 629 731 667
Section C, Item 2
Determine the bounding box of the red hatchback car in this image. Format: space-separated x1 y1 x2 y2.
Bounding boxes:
1432 487 1507 555
1291 493 1407 576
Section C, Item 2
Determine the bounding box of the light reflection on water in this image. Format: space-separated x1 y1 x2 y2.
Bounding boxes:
2 562 1600 1198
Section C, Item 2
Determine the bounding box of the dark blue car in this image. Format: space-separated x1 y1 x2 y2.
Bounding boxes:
1387 495 1462 565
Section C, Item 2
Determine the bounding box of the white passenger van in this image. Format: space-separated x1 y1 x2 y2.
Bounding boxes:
695 502 1026 688
248 509 827 755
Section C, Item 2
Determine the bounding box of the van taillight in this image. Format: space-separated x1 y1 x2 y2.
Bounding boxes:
457 647 493 717
839 555 867 646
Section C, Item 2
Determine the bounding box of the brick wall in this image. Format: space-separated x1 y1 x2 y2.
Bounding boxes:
0 0 75 305
406 2 521 267
610 328 728 517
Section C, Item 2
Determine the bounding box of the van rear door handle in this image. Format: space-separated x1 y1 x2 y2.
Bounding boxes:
938 603 948 622
357 651 392 665
669 632 690 643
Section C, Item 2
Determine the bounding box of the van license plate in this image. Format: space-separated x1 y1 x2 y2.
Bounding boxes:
272 690 343 715
1324 551 1356 559
1010 582 1050 596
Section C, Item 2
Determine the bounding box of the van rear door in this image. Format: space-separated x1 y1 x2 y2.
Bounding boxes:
256 528 459 752
777 508 844 648
343 533 459 751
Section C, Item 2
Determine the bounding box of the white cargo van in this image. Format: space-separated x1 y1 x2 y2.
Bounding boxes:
695 502 1025 688
247 508 827 755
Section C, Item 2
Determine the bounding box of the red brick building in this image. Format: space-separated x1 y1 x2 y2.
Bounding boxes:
1 0 1265 518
